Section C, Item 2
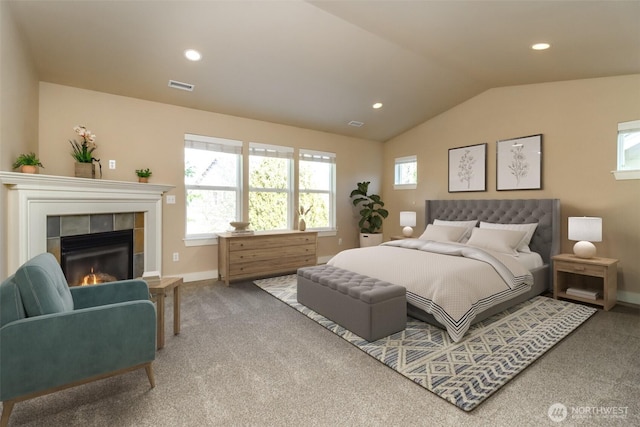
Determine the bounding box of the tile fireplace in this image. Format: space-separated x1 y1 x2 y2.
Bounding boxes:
0 172 173 279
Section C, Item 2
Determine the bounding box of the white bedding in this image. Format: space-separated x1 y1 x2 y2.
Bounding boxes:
515 251 543 270
327 239 535 342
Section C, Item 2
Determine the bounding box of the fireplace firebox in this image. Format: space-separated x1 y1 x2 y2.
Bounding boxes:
61 230 134 286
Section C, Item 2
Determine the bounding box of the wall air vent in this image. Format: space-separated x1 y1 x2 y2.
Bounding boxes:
168 80 194 92
348 120 364 127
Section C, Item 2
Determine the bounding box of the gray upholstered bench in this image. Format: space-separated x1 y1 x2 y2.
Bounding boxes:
297 265 406 341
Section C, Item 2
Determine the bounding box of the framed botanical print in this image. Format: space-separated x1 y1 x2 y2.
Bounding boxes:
496 134 543 191
448 143 487 192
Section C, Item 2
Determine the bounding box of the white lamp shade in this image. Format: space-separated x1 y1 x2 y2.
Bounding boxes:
568 217 602 242
399 211 416 227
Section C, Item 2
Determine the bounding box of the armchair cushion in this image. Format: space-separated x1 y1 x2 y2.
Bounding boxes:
70 279 150 309
0 276 26 327
14 252 73 316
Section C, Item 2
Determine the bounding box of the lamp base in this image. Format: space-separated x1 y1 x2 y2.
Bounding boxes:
402 226 414 237
573 241 596 258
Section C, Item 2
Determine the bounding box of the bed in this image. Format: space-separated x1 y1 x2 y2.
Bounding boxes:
328 199 560 341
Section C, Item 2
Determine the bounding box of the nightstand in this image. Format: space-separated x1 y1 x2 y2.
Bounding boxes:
552 254 618 310
390 235 412 240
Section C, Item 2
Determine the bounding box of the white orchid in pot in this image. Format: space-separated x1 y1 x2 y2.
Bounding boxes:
69 125 101 178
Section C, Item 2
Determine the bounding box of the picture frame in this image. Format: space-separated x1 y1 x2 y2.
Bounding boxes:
496 134 542 191
448 143 487 192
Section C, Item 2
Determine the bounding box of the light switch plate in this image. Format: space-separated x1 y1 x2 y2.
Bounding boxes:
166 195 176 204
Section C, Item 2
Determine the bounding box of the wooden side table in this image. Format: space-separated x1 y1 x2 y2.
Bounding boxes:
552 254 618 311
390 235 411 240
147 276 183 349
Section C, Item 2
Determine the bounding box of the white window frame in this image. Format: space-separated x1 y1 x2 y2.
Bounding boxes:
613 120 640 180
248 142 294 230
299 149 336 231
184 134 243 245
394 155 417 189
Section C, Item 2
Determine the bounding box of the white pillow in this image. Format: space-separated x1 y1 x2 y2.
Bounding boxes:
466 228 527 256
479 221 538 253
433 219 478 243
418 224 468 243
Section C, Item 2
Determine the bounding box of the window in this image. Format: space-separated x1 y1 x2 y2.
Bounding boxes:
184 134 242 238
614 120 640 180
617 120 640 170
299 149 336 230
394 155 417 189
248 142 293 231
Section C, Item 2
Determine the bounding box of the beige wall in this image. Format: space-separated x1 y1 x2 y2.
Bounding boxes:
382 74 640 304
0 1 40 277
36 83 382 280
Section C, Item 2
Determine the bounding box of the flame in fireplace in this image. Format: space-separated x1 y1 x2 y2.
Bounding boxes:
81 268 98 286
79 268 117 286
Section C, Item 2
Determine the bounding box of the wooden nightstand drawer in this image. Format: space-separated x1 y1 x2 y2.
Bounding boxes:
554 260 605 277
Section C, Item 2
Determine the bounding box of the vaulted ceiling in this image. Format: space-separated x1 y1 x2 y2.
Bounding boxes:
7 0 640 142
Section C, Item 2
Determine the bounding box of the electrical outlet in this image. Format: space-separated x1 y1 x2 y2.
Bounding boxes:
108 160 116 169
338 238 342 245
172 252 179 262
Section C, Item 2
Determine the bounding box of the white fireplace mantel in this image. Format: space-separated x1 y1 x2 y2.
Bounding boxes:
0 171 174 275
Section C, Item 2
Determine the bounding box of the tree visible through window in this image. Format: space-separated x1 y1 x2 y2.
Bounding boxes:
299 149 335 229
184 134 242 237
248 143 293 231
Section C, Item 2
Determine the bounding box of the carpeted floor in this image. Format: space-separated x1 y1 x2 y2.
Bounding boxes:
3 278 640 426
254 274 597 411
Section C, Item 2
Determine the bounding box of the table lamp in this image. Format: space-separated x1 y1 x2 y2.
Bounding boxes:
568 216 602 258
400 211 417 237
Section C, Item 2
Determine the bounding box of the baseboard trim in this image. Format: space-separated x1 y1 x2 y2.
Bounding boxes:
179 270 218 283
617 290 640 307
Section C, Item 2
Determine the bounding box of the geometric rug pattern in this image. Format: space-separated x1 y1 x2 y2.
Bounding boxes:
254 274 597 411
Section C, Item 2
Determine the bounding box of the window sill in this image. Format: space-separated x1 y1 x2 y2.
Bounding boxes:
184 236 218 247
394 183 417 190
612 170 640 180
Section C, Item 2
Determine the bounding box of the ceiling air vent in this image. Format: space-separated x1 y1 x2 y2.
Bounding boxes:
348 120 364 127
168 80 194 92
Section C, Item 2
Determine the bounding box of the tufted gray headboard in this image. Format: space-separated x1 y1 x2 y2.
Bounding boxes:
425 199 560 265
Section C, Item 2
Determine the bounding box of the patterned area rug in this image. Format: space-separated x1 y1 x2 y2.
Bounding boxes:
254 274 597 412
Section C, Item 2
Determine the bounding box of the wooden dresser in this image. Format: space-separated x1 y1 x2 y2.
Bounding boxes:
217 230 318 285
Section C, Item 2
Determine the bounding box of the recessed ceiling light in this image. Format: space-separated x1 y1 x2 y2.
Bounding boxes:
372 102 383 109
531 43 550 51
184 49 202 61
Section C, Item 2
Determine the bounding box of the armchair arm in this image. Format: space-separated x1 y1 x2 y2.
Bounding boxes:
71 279 150 309
0 300 156 402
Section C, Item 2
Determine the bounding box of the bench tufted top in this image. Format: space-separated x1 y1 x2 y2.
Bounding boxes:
298 265 405 304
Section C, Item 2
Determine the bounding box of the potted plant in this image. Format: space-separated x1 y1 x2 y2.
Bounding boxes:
70 125 100 178
135 168 152 183
350 181 388 247
12 152 44 174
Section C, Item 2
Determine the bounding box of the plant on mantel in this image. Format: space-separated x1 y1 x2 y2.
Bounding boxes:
69 125 98 163
70 125 101 178
12 152 44 174
135 168 152 183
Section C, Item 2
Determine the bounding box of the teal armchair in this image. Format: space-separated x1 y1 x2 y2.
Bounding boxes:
0 253 156 427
